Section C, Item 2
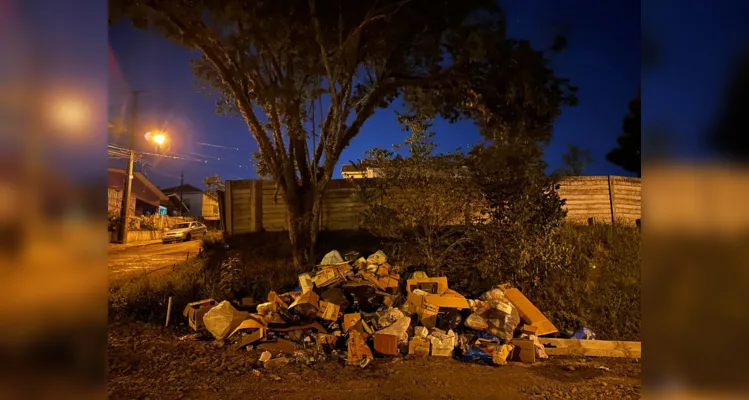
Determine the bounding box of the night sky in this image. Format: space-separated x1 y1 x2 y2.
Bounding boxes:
105 0 746 190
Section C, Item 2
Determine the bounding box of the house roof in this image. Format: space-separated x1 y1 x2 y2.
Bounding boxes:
161 184 203 194
166 193 190 212
108 168 168 206
342 164 368 173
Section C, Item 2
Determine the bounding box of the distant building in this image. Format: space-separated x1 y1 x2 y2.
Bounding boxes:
161 184 220 221
108 168 168 216
341 163 380 179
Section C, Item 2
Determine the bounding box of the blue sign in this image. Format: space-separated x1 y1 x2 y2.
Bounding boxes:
158 206 167 216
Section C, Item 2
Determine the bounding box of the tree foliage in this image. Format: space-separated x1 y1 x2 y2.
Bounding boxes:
109 0 577 266
203 174 225 198
606 92 641 177
358 114 474 273
558 143 593 176
711 47 749 160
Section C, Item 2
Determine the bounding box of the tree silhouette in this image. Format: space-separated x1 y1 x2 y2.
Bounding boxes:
559 143 593 176
606 92 641 177
110 0 576 266
710 47 749 160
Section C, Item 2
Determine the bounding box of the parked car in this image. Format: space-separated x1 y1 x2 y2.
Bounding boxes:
163 221 207 243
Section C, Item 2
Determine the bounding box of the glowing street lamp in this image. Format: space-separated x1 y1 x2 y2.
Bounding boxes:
152 133 166 145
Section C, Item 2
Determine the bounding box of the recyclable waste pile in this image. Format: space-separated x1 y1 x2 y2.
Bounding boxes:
182 249 571 370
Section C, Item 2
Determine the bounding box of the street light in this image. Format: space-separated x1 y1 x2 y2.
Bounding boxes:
152 133 166 145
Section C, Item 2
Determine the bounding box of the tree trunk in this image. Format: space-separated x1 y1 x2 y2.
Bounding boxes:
285 184 323 269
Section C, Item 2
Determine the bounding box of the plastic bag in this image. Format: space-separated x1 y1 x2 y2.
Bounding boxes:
437 308 463 331
320 250 344 266
366 250 387 265
461 347 493 364
203 301 249 340
465 313 489 331
376 316 411 343
573 327 596 340
377 308 405 329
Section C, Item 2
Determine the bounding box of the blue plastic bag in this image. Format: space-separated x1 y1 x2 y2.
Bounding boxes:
476 332 502 342
572 327 596 340
461 347 493 364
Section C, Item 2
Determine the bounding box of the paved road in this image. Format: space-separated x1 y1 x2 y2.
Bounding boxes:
109 239 202 282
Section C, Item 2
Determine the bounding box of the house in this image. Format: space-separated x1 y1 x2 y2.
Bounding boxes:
108 168 168 216
341 163 381 179
161 184 220 221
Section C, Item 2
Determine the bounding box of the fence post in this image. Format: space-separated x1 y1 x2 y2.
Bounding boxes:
251 180 263 232
608 175 617 225
225 180 233 236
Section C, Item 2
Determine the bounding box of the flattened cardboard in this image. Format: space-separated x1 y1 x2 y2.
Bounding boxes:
406 277 448 294
504 288 558 336
374 333 399 356
347 331 373 366
343 313 363 333
267 291 289 310
270 321 328 333
257 338 298 354
406 291 425 313
298 273 314 294
423 293 470 309
408 337 430 358
288 290 320 313
228 315 267 338
521 324 539 335
313 268 341 288
317 301 341 321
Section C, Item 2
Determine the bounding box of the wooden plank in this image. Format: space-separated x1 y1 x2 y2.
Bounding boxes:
225 180 233 236
538 338 641 358
608 175 616 224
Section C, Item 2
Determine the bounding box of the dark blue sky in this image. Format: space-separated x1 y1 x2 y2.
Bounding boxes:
108 1 643 189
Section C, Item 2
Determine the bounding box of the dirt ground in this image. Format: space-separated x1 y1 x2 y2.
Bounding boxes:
108 322 641 400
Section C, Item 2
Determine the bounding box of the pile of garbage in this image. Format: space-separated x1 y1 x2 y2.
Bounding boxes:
182 249 573 369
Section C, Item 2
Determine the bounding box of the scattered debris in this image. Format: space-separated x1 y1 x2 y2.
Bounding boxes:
182 299 217 331
572 327 596 340
180 249 632 375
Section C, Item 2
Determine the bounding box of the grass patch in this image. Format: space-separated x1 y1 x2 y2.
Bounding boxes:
109 225 639 341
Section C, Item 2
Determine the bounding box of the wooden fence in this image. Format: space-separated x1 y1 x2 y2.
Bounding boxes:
221 176 641 235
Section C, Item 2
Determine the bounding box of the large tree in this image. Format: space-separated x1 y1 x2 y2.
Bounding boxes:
606 92 641 177
559 143 593 176
110 0 576 267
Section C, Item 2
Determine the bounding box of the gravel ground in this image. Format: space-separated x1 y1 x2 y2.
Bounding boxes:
108 322 641 400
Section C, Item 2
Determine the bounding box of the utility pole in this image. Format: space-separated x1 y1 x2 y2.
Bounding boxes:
179 171 184 216
117 90 145 243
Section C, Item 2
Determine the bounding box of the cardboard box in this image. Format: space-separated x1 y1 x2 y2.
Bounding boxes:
418 303 439 329
237 327 265 349
408 337 430 358
182 299 217 331
521 324 539 335
406 277 448 294
343 313 363 333
423 293 470 309
298 273 314 293
288 290 319 318
267 291 289 311
510 338 536 363
313 268 341 288
317 301 341 321
374 333 399 356
347 331 373 366
429 333 455 357
504 288 558 336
